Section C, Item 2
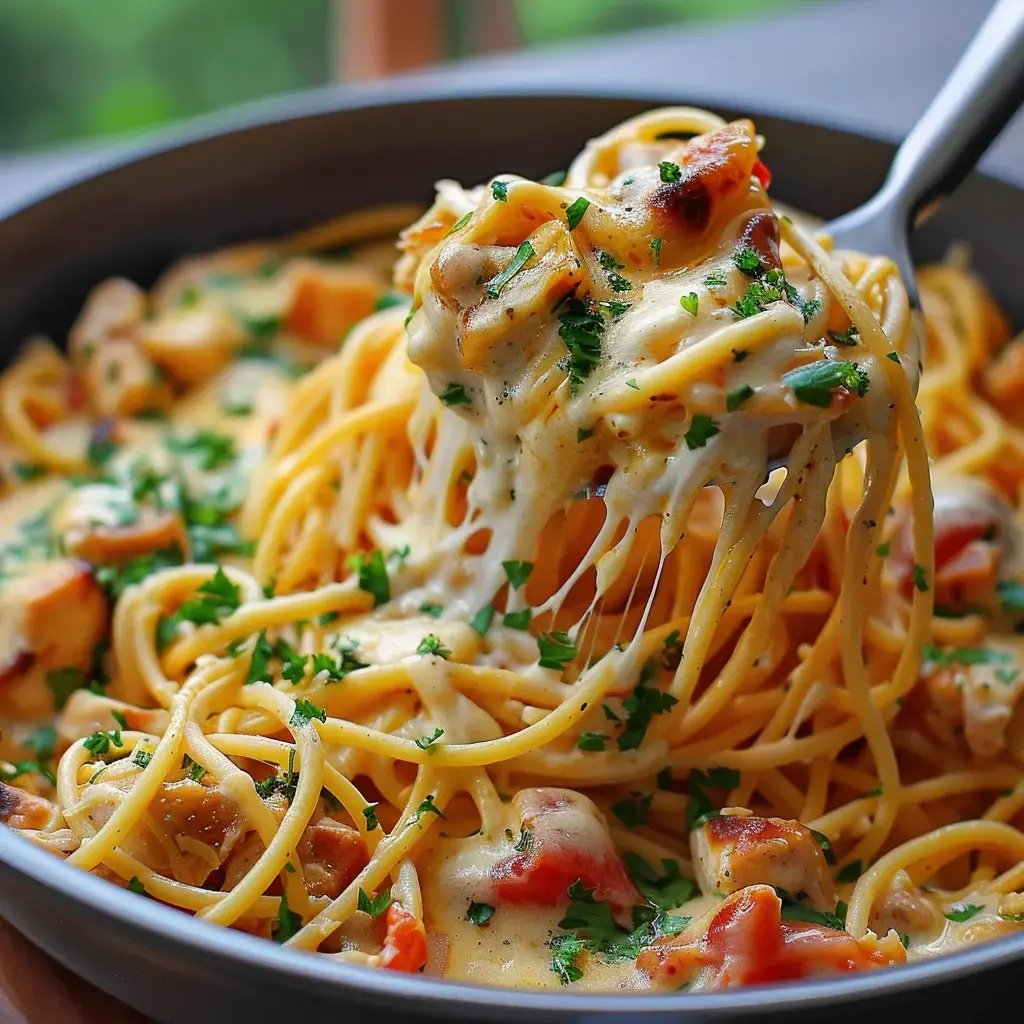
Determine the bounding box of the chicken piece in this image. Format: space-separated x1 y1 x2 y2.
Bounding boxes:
284 260 383 347
56 690 169 746
69 279 171 417
490 788 640 912
921 637 1024 758
637 884 906 991
691 809 836 912
53 484 189 566
380 902 428 973
890 474 1020 612
139 305 246 385
297 817 368 900
869 870 941 939
0 782 57 830
0 559 108 719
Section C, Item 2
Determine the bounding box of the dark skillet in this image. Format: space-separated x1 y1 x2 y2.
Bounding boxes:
0 86 1020 1023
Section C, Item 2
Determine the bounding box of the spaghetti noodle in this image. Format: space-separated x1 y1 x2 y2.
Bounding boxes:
0 107 1022 993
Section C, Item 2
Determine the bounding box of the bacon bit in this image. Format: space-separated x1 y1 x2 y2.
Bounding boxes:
638 885 905 991
752 160 772 189
297 818 368 900
380 903 428 973
491 788 640 912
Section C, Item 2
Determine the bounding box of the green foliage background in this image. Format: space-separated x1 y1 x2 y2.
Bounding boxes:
0 0 780 151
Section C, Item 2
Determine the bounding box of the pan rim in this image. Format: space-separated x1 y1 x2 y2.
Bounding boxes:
0 79 1021 1015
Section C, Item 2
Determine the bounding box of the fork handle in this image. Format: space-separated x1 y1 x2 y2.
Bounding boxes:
880 0 1024 224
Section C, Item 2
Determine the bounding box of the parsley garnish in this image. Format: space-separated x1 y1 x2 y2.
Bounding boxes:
624 852 695 910
415 634 451 659
617 660 678 751
24 725 56 760
550 933 585 985
289 698 327 728
166 429 236 470
513 827 533 853
491 180 509 202
469 604 495 636
680 292 698 317
12 463 45 481
415 726 444 750
466 901 495 926
503 608 532 630
726 383 754 411
128 876 147 896
656 766 672 790
276 639 308 684
158 567 241 651
565 197 590 230
537 631 576 670
782 360 869 408
357 887 393 918
419 602 444 619
944 903 984 923
704 271 727 288
46 667 88 711
650 238 662 267
246 631 275 684
610 792 653 827
412 793 446 824
272 891 301 943
318 611 340 626
576 427 593 443
776 889 847 930
658 161 682 183
362 803 380 831
350 549 390 607
810 828 837 865
558 300 604 395
484 240 535 299
83 727 122 757
447 211 472 235
503 561 533 589
132 749 153 769
913 564 929 592
829 326 860 346
836 860 863 883
440 382 472 407
733 247 763 275
577 732 606 751
684 414 719 450
684 767 740 831
541 170 567 186
921 644 1012 668
625 378 639 390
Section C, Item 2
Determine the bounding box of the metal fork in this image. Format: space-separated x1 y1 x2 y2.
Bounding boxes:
827 0 1024 306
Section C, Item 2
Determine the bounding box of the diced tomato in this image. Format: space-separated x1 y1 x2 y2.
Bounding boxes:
491 789 640 912
637 885 905 991
752 160 772 189
380 903 428 973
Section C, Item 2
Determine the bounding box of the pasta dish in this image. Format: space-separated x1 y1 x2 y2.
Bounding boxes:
3 106 1024 993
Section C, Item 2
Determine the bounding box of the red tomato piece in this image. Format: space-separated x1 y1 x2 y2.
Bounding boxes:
380 903 428 973
752 160 772 189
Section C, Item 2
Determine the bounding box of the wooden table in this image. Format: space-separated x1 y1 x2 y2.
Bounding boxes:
0 920 146 1023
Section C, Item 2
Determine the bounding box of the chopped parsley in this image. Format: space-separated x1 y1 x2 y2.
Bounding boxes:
625 378 639 390
165 429 236 471
156 567 241 650
0 760 55 786
272 891 301 943
649 238 662 267
576 427 594 443
733 247 763 275
829 326 860 346
245 631 275 684
503 608 532 630
921 644 1012 668
656 766 673 790
558 300 604 395
514 827 533 853
541 170 567 186
887 351 901 363
684 767 740 831
658 161 682 183
374 292 410 312
610 792 653 828
350 549 390 607
776 889 847 930
83 727 122 757
447 211 472 235
809 828 837 865
24 725 56 760
440 382 472 407
726 384 754 411
491 180 509 202
594 249 631 292
484 240 535 299
466 901 495 926
419 602 444 619
565 197 590 230
836 860 863 883
415 633 451 659
684 414 719 450
289 698 327 728
944 903 984 923
128 876 147 896
577 732 606 752
624 852 695 910
132 749 153 769
550 933 585 985
357 887 393 919
12 463 46 482
276 639 308 684
617 660 678 751
362 803 380 831
411 793 446 824
537 631 576 671
913 564 929 592
469 604 495 636
502 561 533 589
415 726 444 750
704 270 727 288
680 292 698 317
782 360 869 408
